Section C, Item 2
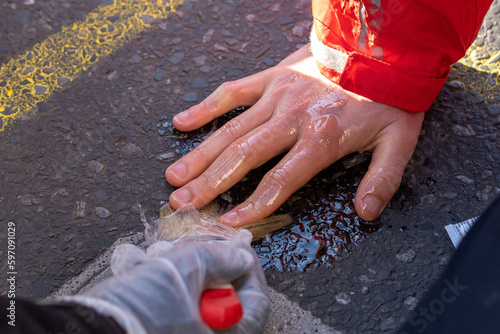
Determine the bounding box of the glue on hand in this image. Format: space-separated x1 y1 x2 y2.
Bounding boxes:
143 203 243 330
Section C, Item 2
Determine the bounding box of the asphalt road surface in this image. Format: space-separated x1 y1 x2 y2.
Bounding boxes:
1 0 500 333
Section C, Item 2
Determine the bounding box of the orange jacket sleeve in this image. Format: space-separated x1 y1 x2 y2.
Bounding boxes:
311 0 493 112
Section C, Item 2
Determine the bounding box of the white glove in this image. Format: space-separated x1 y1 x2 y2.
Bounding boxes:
62 230 270 334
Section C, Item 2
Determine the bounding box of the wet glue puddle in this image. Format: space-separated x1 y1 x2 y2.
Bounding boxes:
160 108 379 272
254 193 378 271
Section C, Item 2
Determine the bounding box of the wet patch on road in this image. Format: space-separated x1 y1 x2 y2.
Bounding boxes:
1 0 499 333
0 0 315 300
254 154 380 272
158 106 382 272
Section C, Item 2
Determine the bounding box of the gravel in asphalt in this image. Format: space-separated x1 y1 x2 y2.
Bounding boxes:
1 0 499 333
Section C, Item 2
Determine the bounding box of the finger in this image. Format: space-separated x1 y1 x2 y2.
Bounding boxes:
172 72 268 132
235 274 270 333
230 231 270 332
170 241 255 286
110 244 149 276
233 263 270 334
354 132 419 221
218 133 340 226
230 229 253 248
165 99 273 187
202 248 255 286
146 241 176 258
202 230 256 285
168 117 298 209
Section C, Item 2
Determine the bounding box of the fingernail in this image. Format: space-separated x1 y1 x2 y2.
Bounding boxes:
171 188 191 205
219 211 239 226
174 111 189 124
168 162 187 180
361 194 384 219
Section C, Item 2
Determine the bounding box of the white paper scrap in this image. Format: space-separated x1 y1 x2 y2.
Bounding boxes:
445 217 479 249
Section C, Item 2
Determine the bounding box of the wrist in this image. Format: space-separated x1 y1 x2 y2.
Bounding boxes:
54 295 147 334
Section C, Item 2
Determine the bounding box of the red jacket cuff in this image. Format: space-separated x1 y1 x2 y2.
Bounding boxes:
315 54 449 113
310 26 447 112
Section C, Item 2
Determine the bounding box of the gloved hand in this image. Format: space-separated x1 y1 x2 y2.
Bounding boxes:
62 230 270 334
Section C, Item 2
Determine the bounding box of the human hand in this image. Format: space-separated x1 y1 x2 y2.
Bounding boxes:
165 45 424 225
66 230 269 334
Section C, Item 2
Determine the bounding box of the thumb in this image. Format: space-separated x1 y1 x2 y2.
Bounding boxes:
355 141 414 221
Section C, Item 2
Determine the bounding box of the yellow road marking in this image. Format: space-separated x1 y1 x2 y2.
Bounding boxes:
0 0 183 131
458 47 499 98
0 0 496 132
462 47 500 74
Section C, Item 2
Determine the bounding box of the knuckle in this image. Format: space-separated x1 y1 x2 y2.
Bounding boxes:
202 80 238 117
199 99 211 114
195 174 219 202
219 80 237 96
191 143 211 164
308 133 337 159
221 118 244 142
198 172 215 191
264 169 289 191
368 166 404 192
227 138 252 161
383 167 404 189
229 130 274 163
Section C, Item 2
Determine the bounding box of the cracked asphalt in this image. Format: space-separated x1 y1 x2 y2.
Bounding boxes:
1 0 499 333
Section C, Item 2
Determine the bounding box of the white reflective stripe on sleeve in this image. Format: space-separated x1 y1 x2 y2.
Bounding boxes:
310 27 348 74
361 0 384 60
358 1 368 53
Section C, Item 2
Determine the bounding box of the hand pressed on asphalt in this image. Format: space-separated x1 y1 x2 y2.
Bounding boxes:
165 44 424 226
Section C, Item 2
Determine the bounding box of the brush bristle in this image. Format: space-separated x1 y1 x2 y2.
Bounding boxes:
158 202 292 241
238 214 293 240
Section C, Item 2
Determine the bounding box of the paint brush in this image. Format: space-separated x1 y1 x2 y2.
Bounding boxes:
157 201 293 242
146 201 293 329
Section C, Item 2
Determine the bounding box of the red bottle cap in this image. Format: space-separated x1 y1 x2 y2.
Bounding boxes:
200 286 243 329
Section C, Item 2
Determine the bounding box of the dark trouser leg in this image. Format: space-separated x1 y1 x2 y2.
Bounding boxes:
398 195 500 334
